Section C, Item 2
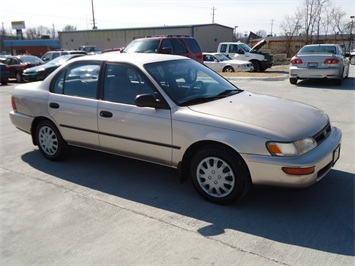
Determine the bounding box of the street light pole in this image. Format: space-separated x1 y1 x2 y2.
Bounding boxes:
350 16 354 51
91 0 97 30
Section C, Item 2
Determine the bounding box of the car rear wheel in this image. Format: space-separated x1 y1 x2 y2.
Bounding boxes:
289 78 297 84
190 145 251 204
36 120 69 161
223 66 235 72
350 56 355 65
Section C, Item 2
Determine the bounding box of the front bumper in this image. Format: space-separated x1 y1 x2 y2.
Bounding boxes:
243 126 342 187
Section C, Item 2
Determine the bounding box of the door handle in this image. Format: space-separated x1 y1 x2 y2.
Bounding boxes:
49 102 60 109
100 111 113 118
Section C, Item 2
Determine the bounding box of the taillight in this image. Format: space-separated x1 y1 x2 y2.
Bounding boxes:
11 96 17 111
291 58 303 64
324 58 340 64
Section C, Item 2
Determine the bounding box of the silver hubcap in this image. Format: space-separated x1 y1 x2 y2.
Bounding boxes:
196 157 235 198
38 126 58 156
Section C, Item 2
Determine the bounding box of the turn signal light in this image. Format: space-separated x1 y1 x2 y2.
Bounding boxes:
282 166 315 175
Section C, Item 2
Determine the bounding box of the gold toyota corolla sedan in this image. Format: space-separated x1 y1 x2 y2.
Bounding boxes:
10 53 342 204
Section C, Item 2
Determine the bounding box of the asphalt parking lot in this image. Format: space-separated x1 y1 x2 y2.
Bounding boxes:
1 67 354 265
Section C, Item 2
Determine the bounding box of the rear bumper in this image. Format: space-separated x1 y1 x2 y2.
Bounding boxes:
9 111 33 135
289 66 342 79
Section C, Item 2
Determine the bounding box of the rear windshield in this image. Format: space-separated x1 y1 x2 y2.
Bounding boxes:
299 45 336 54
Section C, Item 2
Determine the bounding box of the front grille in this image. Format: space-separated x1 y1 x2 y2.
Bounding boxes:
313 122 331 145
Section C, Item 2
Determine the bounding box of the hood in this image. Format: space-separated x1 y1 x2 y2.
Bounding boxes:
188 91 328 140
250 39 267 52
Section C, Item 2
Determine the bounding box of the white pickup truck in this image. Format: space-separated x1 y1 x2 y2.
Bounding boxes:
217 39 273 72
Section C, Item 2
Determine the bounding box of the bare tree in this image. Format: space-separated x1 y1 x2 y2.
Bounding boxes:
256 30 267 38
25 26 51 39
280 15 302 57
62 25 77 31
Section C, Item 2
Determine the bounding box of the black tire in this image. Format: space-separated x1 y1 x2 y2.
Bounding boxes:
16 72 24 83
190 145 251 204
289 78 297 85
223 66 235 72
1 80 8 85
334 78 342 86
250 60 260 72
35 120 69 161
350 56 355 65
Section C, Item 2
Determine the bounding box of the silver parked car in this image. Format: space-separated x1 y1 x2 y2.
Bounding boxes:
10 53 341 204
203 52 254 72
289 44 350 85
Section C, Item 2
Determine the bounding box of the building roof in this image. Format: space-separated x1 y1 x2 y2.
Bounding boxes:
3 39 60 48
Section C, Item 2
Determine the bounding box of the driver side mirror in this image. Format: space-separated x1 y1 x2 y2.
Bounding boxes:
135 93 168 109
161 47 172 54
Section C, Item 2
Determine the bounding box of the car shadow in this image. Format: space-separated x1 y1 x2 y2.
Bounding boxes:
21 147 354 256
295 77 355 90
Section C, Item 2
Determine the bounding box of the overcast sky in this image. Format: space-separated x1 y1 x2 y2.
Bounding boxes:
1 0 354 36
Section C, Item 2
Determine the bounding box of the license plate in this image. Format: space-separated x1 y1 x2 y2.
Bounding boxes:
308 62 318 68
332 145 340 166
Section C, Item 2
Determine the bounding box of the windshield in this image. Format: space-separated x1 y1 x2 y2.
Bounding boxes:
214 53 231 61
239 43 251 52
144 59 242 106
123 39 160 53
20 56 43 64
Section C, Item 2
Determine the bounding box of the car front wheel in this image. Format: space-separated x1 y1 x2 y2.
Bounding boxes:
223 66 235 72
36 120 69 161
190 145 251 204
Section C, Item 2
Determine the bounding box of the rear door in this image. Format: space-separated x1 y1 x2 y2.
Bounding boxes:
48 61 101 148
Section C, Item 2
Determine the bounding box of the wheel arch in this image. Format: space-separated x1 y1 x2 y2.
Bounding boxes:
178 140 250 183
31 117 57 145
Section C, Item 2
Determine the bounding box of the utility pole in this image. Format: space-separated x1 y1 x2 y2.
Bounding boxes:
270 19 274 36
211 7 216 24
91 0 97 29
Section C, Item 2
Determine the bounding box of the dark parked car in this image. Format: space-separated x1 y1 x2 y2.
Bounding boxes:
23 54 86 82
0 62 10 85
123 35 203 63
4 55 44 83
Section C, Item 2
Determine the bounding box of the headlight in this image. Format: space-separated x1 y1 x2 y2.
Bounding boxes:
36 68 46 72
267 138 317 156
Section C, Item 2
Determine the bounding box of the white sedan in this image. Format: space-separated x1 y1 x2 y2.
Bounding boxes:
203 52 254 72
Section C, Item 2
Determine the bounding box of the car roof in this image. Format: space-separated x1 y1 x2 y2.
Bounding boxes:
69 53 189 65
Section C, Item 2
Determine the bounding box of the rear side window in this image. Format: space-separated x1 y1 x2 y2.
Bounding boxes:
184 38 201 53
219 44 227 53
170 39 187 54
51 62 101 99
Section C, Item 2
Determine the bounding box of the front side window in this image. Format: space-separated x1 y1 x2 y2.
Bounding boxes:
51 62 101 99
103 63 155 105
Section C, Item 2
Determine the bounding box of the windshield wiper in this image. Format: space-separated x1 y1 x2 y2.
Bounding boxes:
217 89 241 97
180 90 242 106
179 97 216 106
